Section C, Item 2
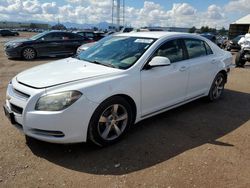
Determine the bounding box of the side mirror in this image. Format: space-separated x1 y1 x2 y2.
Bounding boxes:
147 56 171 69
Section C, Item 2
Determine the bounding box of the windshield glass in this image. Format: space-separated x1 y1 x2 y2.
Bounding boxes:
30 32 48 40
78 36 155 69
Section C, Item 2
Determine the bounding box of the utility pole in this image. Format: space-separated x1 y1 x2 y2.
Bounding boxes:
111 0 125 31
117 0 120 30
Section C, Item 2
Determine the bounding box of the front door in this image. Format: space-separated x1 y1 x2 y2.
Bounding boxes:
35 33 64 56
140 39 189 117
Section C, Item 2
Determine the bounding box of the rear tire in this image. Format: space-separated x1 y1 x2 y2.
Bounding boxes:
88 96 133 147
207 73 226 102
22 47 36 60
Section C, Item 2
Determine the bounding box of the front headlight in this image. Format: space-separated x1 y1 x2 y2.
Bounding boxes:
35 91 82 111
77 47 83 54
11 42 23 48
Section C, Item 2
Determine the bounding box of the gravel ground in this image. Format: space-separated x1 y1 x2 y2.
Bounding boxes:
0 33 250 188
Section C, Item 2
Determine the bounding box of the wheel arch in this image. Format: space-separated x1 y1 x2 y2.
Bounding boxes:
86 93 137 146
218 70 228 83
104 94 137 124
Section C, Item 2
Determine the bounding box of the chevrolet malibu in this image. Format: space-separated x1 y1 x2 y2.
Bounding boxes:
3 32 232 146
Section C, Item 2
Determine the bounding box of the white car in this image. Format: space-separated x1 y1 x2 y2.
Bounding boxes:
4 32 232 146
76 42 96 55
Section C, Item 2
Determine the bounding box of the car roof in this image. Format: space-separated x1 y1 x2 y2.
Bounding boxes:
116 31 199 39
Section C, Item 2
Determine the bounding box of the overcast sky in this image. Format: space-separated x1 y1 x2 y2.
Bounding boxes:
0 0 249 28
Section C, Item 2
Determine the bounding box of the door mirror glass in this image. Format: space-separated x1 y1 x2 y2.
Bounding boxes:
148 56 171 67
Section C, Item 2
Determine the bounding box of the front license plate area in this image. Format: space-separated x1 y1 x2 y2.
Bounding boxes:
3 105 16 125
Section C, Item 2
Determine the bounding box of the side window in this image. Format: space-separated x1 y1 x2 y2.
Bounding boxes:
184 39 207 59
77 32 84 36
43 33 63 41
62 33 76 40
204 42 213 55
85 32 94 38
153 39 184 63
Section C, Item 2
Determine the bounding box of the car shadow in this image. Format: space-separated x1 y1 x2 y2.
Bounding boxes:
27 89 250 175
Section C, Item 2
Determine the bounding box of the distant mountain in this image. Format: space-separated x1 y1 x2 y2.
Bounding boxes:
0 19 114 30
27 20 111 30
62 21 111 30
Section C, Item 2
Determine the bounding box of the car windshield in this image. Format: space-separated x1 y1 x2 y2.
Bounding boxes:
30 32 48 40
77 36 155 69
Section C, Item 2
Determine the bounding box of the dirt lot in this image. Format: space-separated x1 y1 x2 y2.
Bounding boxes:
0 33 250 188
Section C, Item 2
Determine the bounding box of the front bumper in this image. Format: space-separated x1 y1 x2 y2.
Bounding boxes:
4 46 22 58
3 79 97 144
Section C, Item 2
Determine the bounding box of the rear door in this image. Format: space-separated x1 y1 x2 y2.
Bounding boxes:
182 38 217 98
61 33 86 54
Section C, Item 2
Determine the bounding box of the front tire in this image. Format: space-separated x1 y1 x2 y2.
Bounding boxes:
88 96 133 147
207 73 226 101
22 47 36 60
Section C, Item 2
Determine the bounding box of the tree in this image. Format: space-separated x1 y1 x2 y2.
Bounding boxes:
51 24 67 30
189 26 196 33
218 27 227 35
200 26 217 34
30 23 37 29
200 26 209 33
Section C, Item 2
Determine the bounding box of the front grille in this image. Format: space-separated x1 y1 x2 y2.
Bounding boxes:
10 103 23 114
13 88 30 99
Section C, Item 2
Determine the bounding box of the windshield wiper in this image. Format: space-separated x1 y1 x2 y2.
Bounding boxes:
91 60 117 68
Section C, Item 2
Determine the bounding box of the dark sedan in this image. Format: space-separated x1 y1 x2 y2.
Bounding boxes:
0 29 19 36
4 31 92 60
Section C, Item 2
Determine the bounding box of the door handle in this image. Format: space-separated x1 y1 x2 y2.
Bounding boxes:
179 66 188 72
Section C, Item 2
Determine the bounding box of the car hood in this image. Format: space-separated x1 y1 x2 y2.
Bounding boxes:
16 57 122 89
5 38 30 45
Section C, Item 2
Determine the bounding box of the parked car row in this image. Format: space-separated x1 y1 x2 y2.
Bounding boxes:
3 29 248 70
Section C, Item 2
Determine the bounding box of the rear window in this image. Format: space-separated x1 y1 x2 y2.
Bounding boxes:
204 42 213 55
184 39 207 59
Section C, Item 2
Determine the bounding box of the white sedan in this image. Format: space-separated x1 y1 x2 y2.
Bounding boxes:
4 32 232 146
76 42 96 54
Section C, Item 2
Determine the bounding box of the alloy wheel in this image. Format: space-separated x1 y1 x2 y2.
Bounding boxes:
212 75 224 99
97 104 128 141
23 48 36 60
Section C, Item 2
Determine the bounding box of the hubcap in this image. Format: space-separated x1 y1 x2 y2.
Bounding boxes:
98 104 128 141
23 48 35 60
212 76 224 99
